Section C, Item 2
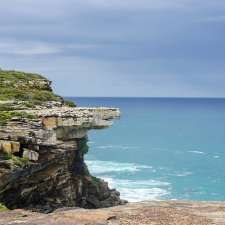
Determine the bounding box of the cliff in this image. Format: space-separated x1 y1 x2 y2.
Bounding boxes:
0 70 125 212
1 71 225 225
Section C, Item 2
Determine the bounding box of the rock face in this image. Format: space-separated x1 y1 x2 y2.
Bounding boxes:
0 70 125 212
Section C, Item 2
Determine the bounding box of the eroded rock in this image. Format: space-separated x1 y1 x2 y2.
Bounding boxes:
0 71 124 212
1 201 225 225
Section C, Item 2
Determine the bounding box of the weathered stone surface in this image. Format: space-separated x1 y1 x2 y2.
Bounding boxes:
0 141 20 154
1 201 225 225
11 141 20 153
42 117 58 129
0 141 12 154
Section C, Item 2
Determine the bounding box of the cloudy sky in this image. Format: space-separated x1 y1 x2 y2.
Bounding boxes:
0 0 225 97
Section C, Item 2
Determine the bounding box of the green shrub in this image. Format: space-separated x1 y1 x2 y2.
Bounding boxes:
78 137 89 155
3 153 29 167
0 70 44 81
0 104 14 111
64 100 76 107
91 176 101 185
0 87 61 102
90 176 101 191
0 70 61 104
0 203 8 212
0 111 37 126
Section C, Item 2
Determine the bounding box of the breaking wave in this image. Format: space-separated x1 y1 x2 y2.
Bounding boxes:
86 160 170 201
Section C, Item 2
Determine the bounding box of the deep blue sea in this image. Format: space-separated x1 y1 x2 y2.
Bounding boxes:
69 97 225 202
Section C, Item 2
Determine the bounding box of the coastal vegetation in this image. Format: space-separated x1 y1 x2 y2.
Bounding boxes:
78 137 89 155
3 153 29 167
0 70 44 80
0 69 70 126
64 100 76 107
0 111 37 126
0 203 8 212
0 70 61 103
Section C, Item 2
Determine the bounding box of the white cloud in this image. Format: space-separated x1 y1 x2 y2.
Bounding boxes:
0 41 99 56
0 41 61 55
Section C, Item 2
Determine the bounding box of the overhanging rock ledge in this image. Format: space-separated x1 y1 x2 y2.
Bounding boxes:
0 70 125 213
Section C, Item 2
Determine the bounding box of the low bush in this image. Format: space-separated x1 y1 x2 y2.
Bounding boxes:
0 70 61 104
3 153 29 167
78 137 89 155
0 203 8 212
64 100 76 107
0 111 37 126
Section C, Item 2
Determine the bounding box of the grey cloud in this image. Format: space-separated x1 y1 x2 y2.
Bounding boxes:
0 0 224 97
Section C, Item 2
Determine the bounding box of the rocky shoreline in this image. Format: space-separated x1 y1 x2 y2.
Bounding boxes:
1 71 225 225
0 70 125 212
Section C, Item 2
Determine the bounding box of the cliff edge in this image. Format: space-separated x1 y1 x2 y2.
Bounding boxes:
0 70 125 212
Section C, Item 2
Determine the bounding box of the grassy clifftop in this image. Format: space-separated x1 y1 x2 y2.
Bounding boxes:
0 70 61 103
0 70 75 125
0 70 44 81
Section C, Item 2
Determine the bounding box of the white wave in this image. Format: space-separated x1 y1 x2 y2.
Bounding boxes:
213 155 220 159
173 171 193 177
86 160 170 201
120 188 169 202
101 177 170 202
96 145 140 150
188 150 205 155
102 177 170 188
86 160 152 174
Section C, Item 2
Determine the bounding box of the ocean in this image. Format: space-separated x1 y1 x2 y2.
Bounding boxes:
69 97 225 202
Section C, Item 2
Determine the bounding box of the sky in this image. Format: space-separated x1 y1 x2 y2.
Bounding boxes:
0 0 225 97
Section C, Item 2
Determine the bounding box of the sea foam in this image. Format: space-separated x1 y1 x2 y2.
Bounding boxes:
86 160 170 202
86 160 152 174
101 177 170 202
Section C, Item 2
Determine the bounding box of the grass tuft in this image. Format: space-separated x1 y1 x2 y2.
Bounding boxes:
0 203 8 212
3 153 29 167
0 111 37 126
0 70 61 103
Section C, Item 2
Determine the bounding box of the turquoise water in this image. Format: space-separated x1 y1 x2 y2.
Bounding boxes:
70 97 225 202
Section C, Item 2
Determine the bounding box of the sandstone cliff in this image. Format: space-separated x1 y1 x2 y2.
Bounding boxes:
0 70 125 212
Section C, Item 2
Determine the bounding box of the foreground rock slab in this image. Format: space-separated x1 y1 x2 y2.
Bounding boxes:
1 201 225 225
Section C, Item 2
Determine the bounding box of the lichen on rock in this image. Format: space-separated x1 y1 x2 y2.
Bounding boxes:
0 70 125 213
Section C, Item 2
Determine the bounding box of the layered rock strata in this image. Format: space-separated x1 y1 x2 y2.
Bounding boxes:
0 70 125 212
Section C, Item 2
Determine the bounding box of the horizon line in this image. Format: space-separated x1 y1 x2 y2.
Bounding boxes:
64 96 225 99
